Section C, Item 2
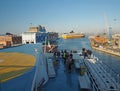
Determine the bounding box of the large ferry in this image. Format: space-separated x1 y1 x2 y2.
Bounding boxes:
61 33 85 39
0 37 120 91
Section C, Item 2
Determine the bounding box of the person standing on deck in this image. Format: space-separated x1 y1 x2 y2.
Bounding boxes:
67 55 72 73
84 51 88 59
70 51 73 59
57 50 60 57
61 50 64 58
86 49 92 59
82 48 87 59
70 51 74 64
82 48 85 56
63 50 67 64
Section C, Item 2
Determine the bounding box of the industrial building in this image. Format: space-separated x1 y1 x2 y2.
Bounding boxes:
0 34 22 48
48 32 58 41
0 41 11 48
112 34 120 49
47 32 58 45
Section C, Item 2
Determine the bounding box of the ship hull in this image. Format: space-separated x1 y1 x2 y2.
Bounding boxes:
62 34 85 39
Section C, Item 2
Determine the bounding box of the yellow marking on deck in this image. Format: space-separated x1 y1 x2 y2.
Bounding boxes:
0 52 36 82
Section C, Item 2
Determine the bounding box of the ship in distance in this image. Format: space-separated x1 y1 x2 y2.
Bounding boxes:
61 31 85 39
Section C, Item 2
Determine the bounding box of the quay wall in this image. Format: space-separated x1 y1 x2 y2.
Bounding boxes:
92 46 120 57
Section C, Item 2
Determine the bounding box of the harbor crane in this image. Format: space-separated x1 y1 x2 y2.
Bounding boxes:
104 13 112 43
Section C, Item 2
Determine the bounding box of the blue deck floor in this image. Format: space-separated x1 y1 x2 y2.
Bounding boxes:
39 57 80 91
0 44 42 91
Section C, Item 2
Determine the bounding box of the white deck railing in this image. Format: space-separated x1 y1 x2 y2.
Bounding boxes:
81 55 120 91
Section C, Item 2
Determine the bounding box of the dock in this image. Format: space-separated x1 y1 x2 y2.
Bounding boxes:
92 46 120 57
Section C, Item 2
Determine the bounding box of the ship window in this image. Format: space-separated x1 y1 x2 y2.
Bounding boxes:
110 86 114 89
26 42 29 44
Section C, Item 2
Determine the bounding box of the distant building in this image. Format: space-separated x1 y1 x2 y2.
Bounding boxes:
22 32 47 44
89 36 108 47
48 32 58 41
107 27 112 41
47 32 58 45
0 34 22 48
112 34 120 49
0 41 11 49
29 25 46 33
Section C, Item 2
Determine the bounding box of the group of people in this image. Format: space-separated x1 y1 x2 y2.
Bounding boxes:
53 49 74 73
61 50 74 73
53 50 60 58
53 48 92 73
81 48 92 59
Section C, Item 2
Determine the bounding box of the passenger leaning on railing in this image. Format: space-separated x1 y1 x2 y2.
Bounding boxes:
86 49 92 59
82 48 87 59
81 48 92 59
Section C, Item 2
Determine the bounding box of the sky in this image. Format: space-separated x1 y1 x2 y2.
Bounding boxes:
0 0 120 34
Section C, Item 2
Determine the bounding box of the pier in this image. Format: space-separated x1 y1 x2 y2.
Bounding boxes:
92 46 120 57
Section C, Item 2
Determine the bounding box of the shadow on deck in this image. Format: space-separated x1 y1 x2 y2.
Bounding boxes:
38 57 80 91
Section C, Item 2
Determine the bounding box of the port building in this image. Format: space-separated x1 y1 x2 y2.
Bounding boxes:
0 34 22 48
112 34 120 49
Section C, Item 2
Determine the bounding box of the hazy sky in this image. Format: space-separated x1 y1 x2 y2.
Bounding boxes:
0 0 120 34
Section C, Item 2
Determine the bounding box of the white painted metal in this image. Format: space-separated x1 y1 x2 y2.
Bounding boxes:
83 56 119 91
31 45 48 91
78 73 91 90
22 32 36 44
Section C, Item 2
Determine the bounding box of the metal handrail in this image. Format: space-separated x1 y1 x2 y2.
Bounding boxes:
82 56 120 91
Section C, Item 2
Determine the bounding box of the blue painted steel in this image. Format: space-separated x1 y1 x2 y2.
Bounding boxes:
0 43 41 55
40 58 80 91
1 67 36 91
1 37 120 91
0 44 42 91
36 33 48 43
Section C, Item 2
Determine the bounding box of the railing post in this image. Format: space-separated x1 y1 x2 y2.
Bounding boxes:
35 81 37 91
117 74 120 90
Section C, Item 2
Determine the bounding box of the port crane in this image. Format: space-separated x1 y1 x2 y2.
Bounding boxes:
104 13 112 44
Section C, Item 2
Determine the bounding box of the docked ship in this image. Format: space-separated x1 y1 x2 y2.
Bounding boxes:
61 33 85 39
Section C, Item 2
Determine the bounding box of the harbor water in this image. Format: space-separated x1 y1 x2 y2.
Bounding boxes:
58 36 120 74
